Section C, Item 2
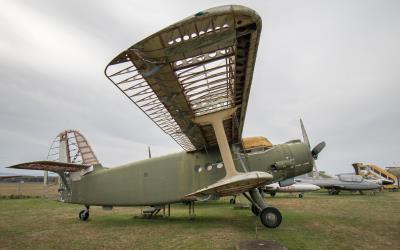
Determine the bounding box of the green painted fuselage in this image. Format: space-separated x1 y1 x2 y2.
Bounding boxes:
66 141 313 206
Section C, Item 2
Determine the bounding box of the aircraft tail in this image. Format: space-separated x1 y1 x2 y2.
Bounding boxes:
8 129 100 202
47 130 100 165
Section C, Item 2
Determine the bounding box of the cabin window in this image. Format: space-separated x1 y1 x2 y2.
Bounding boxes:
217 163 224 169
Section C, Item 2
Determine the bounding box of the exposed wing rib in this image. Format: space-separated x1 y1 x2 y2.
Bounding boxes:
8 161 91 173
105 5 262 151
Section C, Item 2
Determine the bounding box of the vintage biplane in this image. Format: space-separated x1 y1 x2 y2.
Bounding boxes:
9 5 325 228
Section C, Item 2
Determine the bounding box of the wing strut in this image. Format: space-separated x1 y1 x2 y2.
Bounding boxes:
187 107 272 198
193 107 238 178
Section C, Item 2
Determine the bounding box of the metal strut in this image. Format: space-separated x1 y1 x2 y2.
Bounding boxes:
243 188 269 210
193 107 238 178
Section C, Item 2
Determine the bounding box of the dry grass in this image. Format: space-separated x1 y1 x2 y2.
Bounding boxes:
0 182 58 198
0 191 399 249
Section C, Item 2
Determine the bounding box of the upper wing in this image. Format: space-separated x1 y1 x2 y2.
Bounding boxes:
8 161 90 173
105 5 262 151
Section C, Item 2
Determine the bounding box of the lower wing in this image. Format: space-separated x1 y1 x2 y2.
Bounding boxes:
185 171 273 198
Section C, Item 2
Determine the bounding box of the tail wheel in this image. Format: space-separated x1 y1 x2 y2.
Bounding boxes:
251 204 260 216
260 207 282 228
79 210 89 221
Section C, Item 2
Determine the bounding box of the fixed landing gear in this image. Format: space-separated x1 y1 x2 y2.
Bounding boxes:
244 188 282 229
79 205 90 221
328 189 340 195
298 193 304 198
260 207 282 229
251 204 260 216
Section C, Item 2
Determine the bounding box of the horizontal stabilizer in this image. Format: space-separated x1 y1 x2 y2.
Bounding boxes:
185 171 272 198
7 161 91 173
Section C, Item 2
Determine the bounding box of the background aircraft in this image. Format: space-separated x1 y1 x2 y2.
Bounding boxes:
8 5 326 229
261 182 320 198
296 174 381 195
352 163 398 190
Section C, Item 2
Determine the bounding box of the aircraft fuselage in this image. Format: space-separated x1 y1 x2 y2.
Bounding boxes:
64 141 313 206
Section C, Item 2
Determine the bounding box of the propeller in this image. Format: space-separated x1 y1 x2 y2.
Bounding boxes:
300 119 326 177
300 118 310 148
300 119 326 159
311 141 326 159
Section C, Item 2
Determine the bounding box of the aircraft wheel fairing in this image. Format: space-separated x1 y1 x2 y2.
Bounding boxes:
260 207 282 228
79 210 89 221
251 204 260 216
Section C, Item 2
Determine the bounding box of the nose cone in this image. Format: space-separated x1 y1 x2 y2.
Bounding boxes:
312 184 321 191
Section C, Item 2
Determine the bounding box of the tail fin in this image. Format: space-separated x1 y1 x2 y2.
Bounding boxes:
8 129 100 202
47 130 100 165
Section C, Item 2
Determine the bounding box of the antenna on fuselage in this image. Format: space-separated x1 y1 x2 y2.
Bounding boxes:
148 146 152 159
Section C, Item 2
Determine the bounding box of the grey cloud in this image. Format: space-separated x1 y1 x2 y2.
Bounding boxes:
1 0 399 176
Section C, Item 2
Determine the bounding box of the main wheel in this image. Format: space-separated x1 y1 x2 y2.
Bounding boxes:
260 207 282 228
79 210 89 221
229 198 236 204
270 192 276 197
298 193 304 198
251 204 260 216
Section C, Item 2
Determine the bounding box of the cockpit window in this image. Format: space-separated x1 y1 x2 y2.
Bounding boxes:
339 174 363 182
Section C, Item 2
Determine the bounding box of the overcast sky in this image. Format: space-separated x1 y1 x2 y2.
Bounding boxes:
1 0 399 176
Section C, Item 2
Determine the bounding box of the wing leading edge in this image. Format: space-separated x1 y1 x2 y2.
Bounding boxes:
105 5 262 151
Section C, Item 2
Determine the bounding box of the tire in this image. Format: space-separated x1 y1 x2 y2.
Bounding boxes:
260 207 282 228
229 198 236 204
298 193 304 198
251 204 260 216
270 192 276 197
79 210 89 221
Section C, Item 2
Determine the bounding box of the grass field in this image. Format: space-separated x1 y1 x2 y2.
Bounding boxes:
0 191 399 250
0 182 58 198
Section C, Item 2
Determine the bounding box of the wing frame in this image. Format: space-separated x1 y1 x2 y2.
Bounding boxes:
105 5 262 151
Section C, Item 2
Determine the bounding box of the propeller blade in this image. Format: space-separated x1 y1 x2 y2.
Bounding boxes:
300 119 310 148
311 141 326 159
